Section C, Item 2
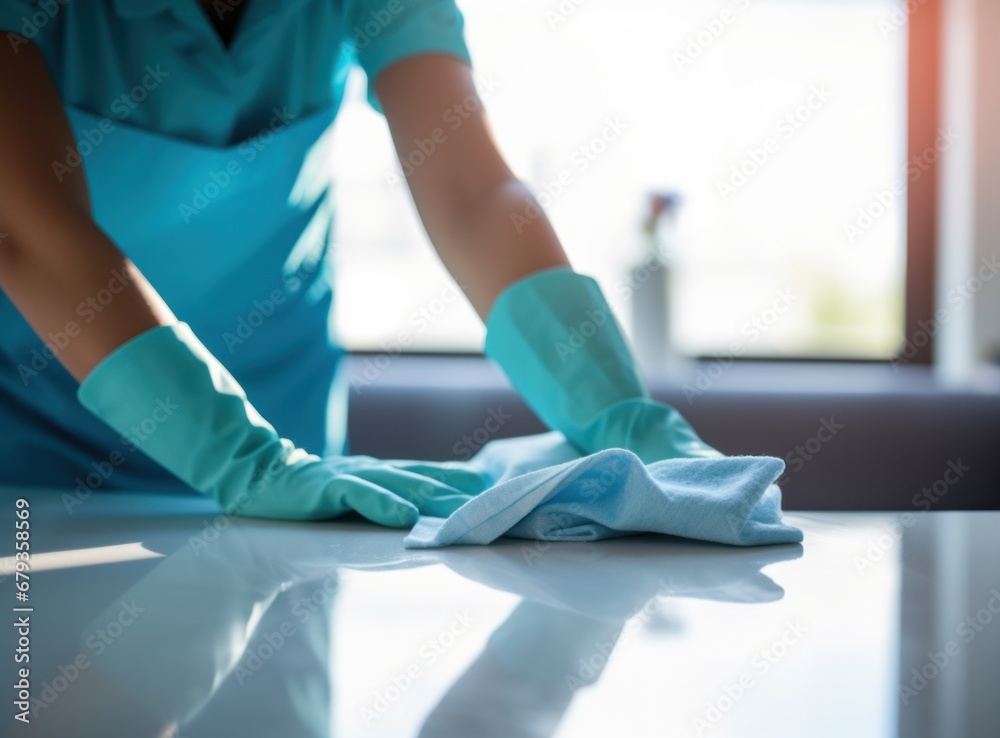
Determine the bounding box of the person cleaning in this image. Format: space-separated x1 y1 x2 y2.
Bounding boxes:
0 0 720 526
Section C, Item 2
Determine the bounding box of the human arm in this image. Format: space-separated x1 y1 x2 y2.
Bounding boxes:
375 55 570 319
0 40 173 381
0 40 485 521
377 54 718 461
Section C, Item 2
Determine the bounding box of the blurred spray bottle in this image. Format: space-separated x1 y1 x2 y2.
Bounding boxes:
630 191 686 376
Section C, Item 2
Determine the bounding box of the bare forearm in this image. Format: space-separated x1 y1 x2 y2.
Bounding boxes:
0 222 173 382
0 40 173 382
417 177 571 319
376 56 571 319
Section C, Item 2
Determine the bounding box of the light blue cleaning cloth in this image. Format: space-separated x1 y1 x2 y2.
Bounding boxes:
404 433 803 549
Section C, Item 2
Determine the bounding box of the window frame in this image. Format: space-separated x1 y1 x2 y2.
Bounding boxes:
902 0 941 366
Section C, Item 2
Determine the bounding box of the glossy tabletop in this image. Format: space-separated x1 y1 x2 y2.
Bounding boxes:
1 490 998 737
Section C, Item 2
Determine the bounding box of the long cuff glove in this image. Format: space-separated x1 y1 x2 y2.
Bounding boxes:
78 324 486 525
485 268 720 463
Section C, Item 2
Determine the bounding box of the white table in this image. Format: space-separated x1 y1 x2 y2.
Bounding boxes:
2 490 998 737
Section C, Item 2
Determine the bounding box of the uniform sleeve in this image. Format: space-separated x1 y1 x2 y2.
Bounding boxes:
0 0 64 74
344 0 472 110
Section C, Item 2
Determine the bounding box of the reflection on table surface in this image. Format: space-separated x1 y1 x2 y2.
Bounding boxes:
1 491 997 737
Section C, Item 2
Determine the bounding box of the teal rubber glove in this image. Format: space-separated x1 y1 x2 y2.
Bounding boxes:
485 268 721 463
78 324 486 525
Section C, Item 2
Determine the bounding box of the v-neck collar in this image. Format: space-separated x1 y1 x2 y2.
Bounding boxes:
111 0 313 58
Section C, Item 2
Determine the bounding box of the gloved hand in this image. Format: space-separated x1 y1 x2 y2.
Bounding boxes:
485 267 721 464
78 323 487 525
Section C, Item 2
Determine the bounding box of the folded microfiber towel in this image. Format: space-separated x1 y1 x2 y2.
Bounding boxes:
404 433 803 549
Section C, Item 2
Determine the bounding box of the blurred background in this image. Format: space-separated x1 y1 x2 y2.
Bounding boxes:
340 0 1000 509
328 0 999 378
331 0 914 362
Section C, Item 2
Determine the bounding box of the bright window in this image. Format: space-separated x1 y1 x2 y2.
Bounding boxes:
330 0 908 362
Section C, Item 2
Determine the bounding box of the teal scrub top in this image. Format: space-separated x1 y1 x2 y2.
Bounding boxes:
0 0 471 492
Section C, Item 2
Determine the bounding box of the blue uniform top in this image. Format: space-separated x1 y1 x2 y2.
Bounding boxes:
0 0 470 492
